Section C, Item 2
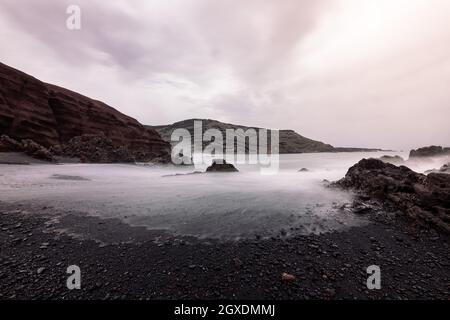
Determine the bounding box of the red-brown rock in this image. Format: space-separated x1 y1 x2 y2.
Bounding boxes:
0 62 170 162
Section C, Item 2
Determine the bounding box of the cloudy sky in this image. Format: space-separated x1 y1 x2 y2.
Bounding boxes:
1 0 449 150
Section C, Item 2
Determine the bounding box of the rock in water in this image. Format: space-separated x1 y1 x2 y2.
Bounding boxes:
409 146 450 158
0 62 170 162
425 163 450 175
206 160 239 172
334 158 450 233
439 163 450 174
378 155 404 165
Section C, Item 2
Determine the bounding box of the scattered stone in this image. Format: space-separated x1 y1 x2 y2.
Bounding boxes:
281 273 296 282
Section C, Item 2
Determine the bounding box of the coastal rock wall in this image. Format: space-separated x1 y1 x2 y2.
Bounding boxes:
0 62 170 161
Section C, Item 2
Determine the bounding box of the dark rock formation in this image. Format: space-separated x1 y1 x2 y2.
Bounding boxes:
409 146 450 158
298 168 309 172
334 158 450 233
0 134 22 152
0 135 54 161
206 160 239 172
60 133 136 163
149 119 381 154
0 62 170 162
379 155 405 164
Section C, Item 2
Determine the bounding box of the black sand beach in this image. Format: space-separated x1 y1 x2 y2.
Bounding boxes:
1 201 449 300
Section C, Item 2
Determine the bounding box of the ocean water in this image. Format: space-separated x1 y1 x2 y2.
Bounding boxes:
0 151 446 240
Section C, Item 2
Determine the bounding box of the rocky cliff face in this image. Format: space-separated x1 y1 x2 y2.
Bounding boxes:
148 119 360 154
334 158 450 233
0 62 170 162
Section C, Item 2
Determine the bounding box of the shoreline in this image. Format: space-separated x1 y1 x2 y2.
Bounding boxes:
1 201 449 300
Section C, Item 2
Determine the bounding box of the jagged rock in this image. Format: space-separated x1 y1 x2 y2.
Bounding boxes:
334 158 450 233
206 160 239 172
409 146 450 158
0 62 170 162
379 155 404 164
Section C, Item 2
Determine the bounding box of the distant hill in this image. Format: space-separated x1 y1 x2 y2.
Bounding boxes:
148 119 382 154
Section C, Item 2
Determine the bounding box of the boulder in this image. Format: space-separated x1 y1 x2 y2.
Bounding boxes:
298 168 309 172
206 160 239 172
334 158 450 233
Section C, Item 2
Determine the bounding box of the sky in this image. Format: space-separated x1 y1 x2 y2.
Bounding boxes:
0 0 449 150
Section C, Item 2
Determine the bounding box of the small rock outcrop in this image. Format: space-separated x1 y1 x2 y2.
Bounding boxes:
334 158 450 233
60 133 136 163
206 160 239 172
439 163 450 173
425 163 450 175
409 146 450 158
379 155 404 164
298 168 309 172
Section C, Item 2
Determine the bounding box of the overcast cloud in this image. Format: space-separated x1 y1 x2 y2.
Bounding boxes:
0 0 449 150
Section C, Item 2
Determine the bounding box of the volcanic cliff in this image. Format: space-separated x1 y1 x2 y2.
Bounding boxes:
0 62 170 162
